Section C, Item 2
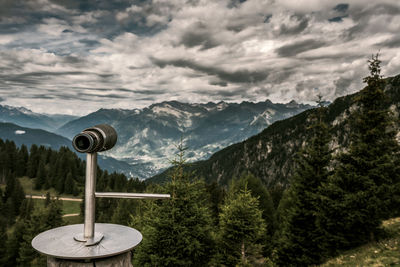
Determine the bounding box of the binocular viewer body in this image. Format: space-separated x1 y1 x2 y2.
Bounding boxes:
72 124 117 153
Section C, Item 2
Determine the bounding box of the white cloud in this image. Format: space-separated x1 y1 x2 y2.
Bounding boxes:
15 130 26 135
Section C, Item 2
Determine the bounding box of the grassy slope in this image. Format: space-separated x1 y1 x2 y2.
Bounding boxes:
32 199 81 215
0 177 83 223
18 176 83 198
320 217 400 267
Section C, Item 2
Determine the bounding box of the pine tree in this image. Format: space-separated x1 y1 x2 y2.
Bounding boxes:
63 172 74 194
0 199 7 266
131 144 215 266
318 54 400 253
205 181 226 225
11 175 26 216
27 144 39 178
5 220 26 266
19 197 35 220
34 161 46 190
45 191 51 207
17 215 41 266
4 173 26 224
18 200 58 267
4 140 17 174
111 199 136 225
16 144 28 177
275 97 332 266
44 199 63 229
0 150 8 184
218 187 266 266
230 173 276 256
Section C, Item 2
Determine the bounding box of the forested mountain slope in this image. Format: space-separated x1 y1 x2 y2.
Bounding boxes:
150 74 400 186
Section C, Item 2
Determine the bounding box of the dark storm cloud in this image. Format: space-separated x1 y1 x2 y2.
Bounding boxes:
116 88 133 93
63 56 86 65
334 76 353 95
329 15 347 22
151 58 268 84
78 39 100 47
113 0 177 37
80 93 127 99
276 39 326 57
0 1 71 34
300 53 362 61
180 25 219 50
342 3 400 40
196 86 249 98
0 71 117 88
279 15 309 35
351 3 400 21
209 80 228 87
376 36 400 48
10 71 90 78
133 89 166 95
228 0 248 9
334 4 349 13
267 69 296 84
0 0 162 49
214 89 247 97
31 94 55 99
48 0 132 13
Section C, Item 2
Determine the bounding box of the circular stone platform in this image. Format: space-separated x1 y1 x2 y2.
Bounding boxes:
32 223 142 260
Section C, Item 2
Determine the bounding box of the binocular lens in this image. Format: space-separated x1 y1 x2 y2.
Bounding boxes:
75 135 91 151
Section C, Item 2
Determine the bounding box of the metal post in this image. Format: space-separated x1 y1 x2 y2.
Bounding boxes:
84 152 97 239
73 152 103 246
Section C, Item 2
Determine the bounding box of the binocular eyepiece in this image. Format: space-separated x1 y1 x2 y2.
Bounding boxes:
72 124 117 153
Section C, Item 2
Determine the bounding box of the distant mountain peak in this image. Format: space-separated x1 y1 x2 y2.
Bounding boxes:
1 104 34 115
286 100 298 106
0 104 79 132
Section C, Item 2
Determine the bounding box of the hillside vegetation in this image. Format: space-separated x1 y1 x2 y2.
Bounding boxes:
320 217 400 267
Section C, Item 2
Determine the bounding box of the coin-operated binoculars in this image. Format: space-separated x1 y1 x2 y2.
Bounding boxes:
32 124 170 264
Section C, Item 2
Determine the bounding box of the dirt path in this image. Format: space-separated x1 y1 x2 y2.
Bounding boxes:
62 213 80 217
26 195 82 202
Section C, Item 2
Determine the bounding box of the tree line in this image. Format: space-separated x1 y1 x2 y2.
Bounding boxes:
0 54 399 266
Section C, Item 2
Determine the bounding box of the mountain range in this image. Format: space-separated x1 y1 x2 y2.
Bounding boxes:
0 105 77 132
56 100 313 178
0 100 313 179
150 74 400 186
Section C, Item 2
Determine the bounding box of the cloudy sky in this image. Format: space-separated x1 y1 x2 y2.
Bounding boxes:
0 0 399 115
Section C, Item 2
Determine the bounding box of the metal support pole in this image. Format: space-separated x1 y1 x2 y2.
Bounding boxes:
84 152 97 239
74 152 103 246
